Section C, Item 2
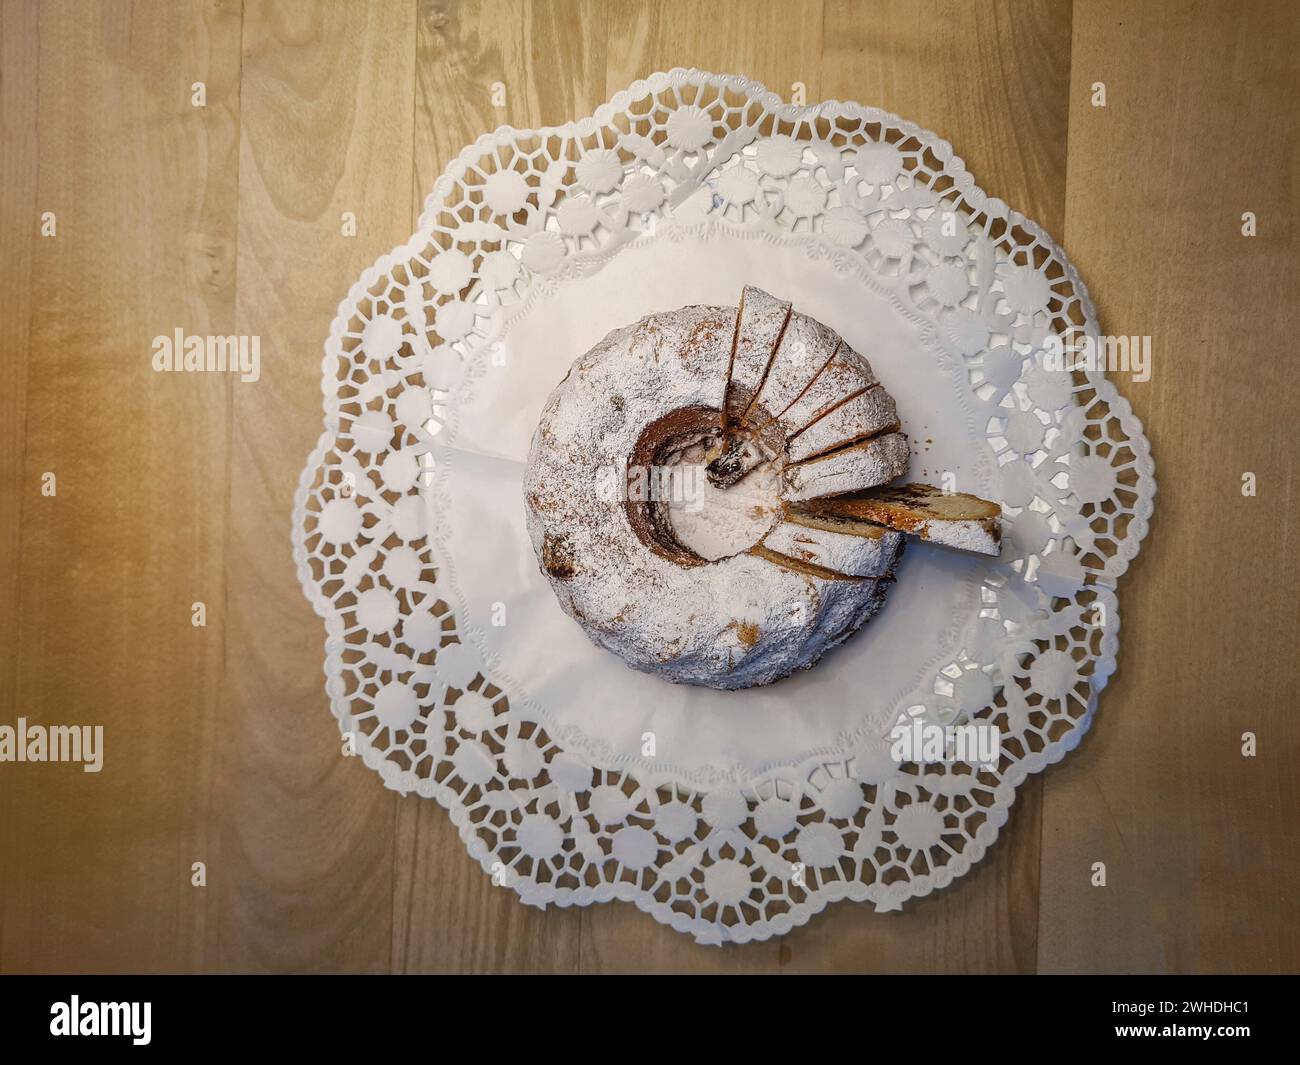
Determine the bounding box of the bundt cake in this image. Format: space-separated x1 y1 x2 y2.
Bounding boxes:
522 285 1000 690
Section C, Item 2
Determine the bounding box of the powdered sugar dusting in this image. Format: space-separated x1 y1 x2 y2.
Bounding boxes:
913 518 1000 556
727 286 789 415
523 297 896 689
750 311 839 420
778 343 878 433
665 454 783 562
762 520 904 577
788 386 900 462
522 289 997 688
784 432 911 500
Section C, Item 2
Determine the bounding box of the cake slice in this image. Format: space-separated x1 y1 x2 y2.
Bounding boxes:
776 342 879 435
762 512 904 578
725 285 791 424
747 542 868 581
783 431 910 501
745 312 841 429
799 482 1002 556
786 385 899 463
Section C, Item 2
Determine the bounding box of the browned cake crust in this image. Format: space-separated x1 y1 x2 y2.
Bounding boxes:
800 482 1002 555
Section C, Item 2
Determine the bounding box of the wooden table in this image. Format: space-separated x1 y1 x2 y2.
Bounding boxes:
1 0 1296 974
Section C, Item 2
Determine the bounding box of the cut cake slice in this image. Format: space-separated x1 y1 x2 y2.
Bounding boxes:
745 311 840 428
762 511 905 578
783 431 910 501
786 386 899 463
777 342 879 434
799 482 1002 556
747 542 867 582
725 285 791 425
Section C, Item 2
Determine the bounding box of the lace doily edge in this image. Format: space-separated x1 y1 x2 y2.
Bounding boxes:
290 68 1157 942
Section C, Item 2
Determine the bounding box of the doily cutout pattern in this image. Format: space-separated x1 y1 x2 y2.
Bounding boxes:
292 70 1155 944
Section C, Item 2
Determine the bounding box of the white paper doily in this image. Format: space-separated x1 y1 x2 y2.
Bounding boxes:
293 69 1155 944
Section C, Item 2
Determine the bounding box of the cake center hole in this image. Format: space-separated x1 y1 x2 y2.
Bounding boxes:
661 428 784 562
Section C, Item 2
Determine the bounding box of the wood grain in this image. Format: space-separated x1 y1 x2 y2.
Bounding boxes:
603 0 826 105
0 0 38 742
223 0 417 972
824 0 1073 235
394 0 598 974
1 0 1296 974
769 0 1073 975
1038 0 1300 974
0 0 242 972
